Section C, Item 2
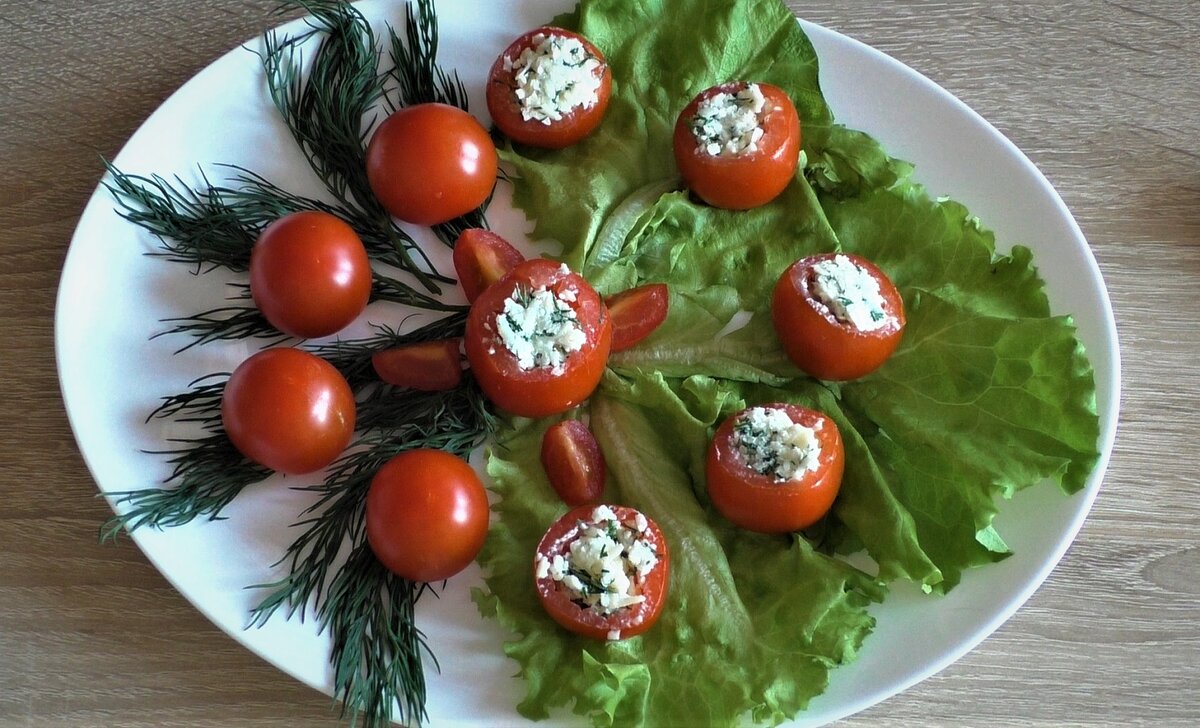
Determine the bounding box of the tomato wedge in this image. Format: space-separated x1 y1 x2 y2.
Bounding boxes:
541 420 606 506
453 228 525 303
464 259 611 418
534 504 669 641
772 253 906 381
606 283 669 353
371 339 462 391
706 403 844 533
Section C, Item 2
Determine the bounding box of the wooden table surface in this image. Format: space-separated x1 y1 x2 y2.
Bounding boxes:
2 0 1197 726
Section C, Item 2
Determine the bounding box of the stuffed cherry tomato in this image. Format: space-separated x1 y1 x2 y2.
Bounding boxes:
605 283 669 353
541 419 606 506
534 504 669 641
371 339 462 392
366 103 498 225
249 210 372 339
672 81 801 210
486 27 612 149
221 348 355 475
706 403 844 533
366 448 490 583
453 228 525 303
772 253 906 381
464 259 611 417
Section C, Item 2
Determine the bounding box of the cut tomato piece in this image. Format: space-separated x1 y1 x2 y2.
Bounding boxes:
453 228 525 303
606 283 669 352
540 420 606 506
371 339 462 391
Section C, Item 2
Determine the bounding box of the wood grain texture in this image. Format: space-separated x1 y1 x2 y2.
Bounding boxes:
1 0 1196 726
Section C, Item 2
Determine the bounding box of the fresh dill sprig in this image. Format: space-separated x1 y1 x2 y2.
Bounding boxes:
387 0 469 111
310 312 469 388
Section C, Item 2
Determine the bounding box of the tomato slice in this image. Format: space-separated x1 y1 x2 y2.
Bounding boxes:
453 228 525 303
371 339 462 391
672 81 801 210
464 259 612 418
706 403 844 533
541 420 606 506
772 253 906 381
486 27 612 149
605 283 669 353
534 504 670 641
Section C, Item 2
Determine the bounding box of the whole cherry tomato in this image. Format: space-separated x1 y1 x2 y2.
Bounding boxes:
605 283 669 352
672 81 801 210
371 339 462 392
249 210 373 339
366 103 498 225
706 403 844 533
486 27 612 149
365 449 490 583
464 259 611 418
452 228 525 303
772 253 906 381
540 419 606 506
534 504 670 641
221 348 355 475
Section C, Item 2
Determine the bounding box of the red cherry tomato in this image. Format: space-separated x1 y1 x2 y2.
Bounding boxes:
371 339 462 391
365 449 490 583
540 420 606 506
534 504 669 641
672 81 801 210
366 103 498 225
605 283 669 353
453 228 526 303
706 403 844 533
464 259 612 418
221 348 355 475
249 211 372 339
486 27 612 149
772 253 906 381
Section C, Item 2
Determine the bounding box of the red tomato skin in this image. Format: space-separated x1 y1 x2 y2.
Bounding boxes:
534 504 670 641
371 339 463 391
365 449 490 583
249 211 372 339
365 103 498 225
221 348 356 475
464 259 612 418
452 228 526 303
772 253 906 381
706 403 844 533
672 82 801 210
606 283 670 353
486 27 612 149
540 420 606 506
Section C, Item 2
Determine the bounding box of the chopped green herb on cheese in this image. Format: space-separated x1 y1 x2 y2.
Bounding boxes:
732 406 821 482
811 255 891 331
495 284 587 373
690 83 767 156
505 32 603 124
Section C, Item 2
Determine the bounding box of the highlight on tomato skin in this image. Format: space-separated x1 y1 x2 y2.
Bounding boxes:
371 339 463 392
486 26 613 149
672 81 801 210
706 403 844 533
452 228 526 303
540 419 606 506
772 253 906 381
606 283 670 353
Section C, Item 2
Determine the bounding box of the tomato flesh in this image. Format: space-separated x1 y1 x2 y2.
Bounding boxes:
453 228 525 303
540 420 606 506
672 82 801 210
486 27 612 149
365 449 490 583
606 283 669 352
464 259 611 418
221 348 355 475
366 103 498 225
534 504 669 641
371 339 462 391
772 253 906 381
706 403 844 533
249 210 372 339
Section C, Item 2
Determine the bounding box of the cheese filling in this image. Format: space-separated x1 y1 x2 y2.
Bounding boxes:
504 32 603 124
495 284 587 374
731 407 821 482
690 83 767 156
810 255 891 332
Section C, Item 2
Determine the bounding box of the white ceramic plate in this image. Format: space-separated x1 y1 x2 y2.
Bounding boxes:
56 1 1120 725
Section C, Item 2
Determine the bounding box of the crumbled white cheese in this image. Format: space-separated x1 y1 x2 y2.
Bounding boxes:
495 285 587 374
504 32 603 124
690 83 767 156
810 255 891 332
732 407 821 482
541 506 660 616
